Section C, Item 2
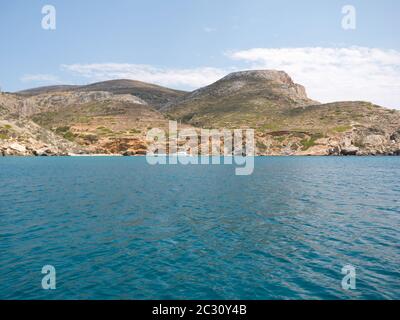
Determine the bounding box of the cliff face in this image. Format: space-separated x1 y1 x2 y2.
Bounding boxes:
1 70 400 156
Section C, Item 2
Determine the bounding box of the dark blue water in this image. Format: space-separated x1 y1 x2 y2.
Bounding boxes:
0 157 399 300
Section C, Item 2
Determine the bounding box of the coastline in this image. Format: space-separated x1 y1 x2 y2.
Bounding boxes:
1 153 399 157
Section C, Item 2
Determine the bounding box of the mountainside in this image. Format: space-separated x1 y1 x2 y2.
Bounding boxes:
30 96 170 155
18 79 187 109
0 93 85 155
1 89 191 155
254 101 400 156
165 70 400 155
163 70 318 128
2 70 400 156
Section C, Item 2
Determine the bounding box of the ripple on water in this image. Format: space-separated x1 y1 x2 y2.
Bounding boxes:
0 157 399 299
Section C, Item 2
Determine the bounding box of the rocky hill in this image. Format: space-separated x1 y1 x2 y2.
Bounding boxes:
163 70 318 128
18 79 187 109
0 88 191 155
1 70 400 156
165 70 400 156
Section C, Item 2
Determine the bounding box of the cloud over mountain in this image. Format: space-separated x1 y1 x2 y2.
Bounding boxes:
227 47 400 109
61 64 228 90
20 74 60 83
58 47 400 109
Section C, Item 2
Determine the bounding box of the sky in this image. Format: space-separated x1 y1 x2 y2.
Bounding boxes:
1 0 400 108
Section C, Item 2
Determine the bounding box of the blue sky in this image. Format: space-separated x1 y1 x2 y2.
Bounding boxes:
1 0 399 107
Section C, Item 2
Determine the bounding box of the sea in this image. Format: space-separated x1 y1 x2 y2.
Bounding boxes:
0 157 399 299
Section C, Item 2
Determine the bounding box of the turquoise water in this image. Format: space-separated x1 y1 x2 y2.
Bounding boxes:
0 157 399 300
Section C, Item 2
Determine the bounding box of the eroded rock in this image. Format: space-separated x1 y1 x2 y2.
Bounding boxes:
340 146 359 156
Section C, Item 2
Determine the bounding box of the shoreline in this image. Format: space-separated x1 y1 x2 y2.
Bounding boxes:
1 154 399 158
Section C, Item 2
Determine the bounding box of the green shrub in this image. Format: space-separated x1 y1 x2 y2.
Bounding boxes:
333 125 352 133
256 141 268 150
275 136 286 142
63 131 76 141
300 138 315 150
81 134 98 143
0 124 13 140
55 126 70 134
96 126 113 134
300 133 323 151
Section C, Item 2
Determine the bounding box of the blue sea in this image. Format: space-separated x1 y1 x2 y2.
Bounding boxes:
0 157 399 300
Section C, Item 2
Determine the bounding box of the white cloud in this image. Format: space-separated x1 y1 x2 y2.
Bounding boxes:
203 27 216 33
227 47 400 109
20 73 60 83
58 47 400 108
61 63 228 90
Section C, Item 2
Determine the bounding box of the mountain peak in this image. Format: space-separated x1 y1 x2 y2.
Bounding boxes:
217 70 310 101
221 70 293 83
173 69 315 107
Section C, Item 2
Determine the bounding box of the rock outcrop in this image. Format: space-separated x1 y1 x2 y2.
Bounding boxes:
0 119 85 156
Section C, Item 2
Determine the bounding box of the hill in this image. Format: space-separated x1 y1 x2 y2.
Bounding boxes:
2 70 400 156
17 79 187 109
164 71 400 155
163 70 318 128
0 93 85 155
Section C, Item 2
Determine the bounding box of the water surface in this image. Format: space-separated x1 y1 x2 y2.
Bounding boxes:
0 157 399 299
